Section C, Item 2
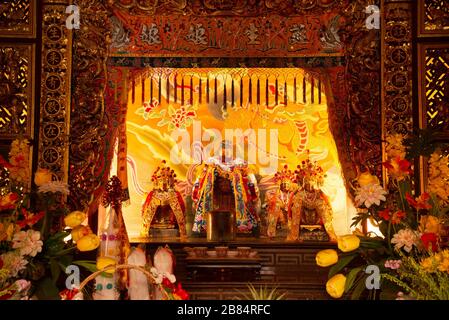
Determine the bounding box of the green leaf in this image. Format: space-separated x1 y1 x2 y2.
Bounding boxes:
359 238 385 249
50 259 61 283
35 277 60 300
57 254 74 271
379 221 389 238
345 267 363 293
73 260 98 273
351 275 367 300
328 254 357 278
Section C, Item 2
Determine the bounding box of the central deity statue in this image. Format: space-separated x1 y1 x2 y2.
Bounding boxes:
192 140 260 235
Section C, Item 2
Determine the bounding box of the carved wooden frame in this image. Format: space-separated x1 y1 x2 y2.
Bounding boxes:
0 0 36 38
418 0 449 38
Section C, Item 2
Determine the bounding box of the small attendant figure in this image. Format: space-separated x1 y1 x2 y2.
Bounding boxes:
288 151 337 242
266 165 298 239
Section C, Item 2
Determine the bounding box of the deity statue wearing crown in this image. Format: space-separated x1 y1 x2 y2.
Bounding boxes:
141 161 186 238
265 165 298 238
192 140 260 235
288 152 337 242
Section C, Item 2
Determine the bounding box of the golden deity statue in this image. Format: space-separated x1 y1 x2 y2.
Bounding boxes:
288 152 337 242
141 161 186 238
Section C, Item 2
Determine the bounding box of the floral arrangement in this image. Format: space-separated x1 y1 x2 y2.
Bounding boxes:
315 133 449 300
0 139 99 300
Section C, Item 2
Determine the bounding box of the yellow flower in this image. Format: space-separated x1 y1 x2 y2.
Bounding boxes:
438 258 449 273
76 234 100 252
71 225 92 242
357 172 379 187
96 257 117 274
441 250 449 259
326 274 346 299
64 211 87 228
385 134 406 159
419 215 441 234
420 257 436 273
34 168 53 186
337 235 360 252
6 223 17 241
316 249 339 267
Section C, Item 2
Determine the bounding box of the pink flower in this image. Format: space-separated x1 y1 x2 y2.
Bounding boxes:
391 229 420 253
385 260 402 270
355 183 388 208
12 230 43 257
0 252 28 277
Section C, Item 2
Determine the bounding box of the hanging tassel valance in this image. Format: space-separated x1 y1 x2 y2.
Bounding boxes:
126 69 326 108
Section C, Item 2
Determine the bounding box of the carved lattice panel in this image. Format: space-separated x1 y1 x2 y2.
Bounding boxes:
0 45 35 138
419 0 449 35
421 46 449 131
0 0 35 38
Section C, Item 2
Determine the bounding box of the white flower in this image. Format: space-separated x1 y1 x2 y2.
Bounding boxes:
163 272 176 283
355 183 387 208
38 181 70 195
391 229 420 253
150 267 163 284
12 230 43 257
0 252 28 277
150 267 176 284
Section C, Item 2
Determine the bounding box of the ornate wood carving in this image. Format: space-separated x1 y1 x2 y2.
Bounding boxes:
109 9 345 57
382 0 413 142
0 44 35 138
38 4 72 181
111 0 345 16
325 0 382 181
0 0 36 38
419 0 449 36
69 0 111 210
